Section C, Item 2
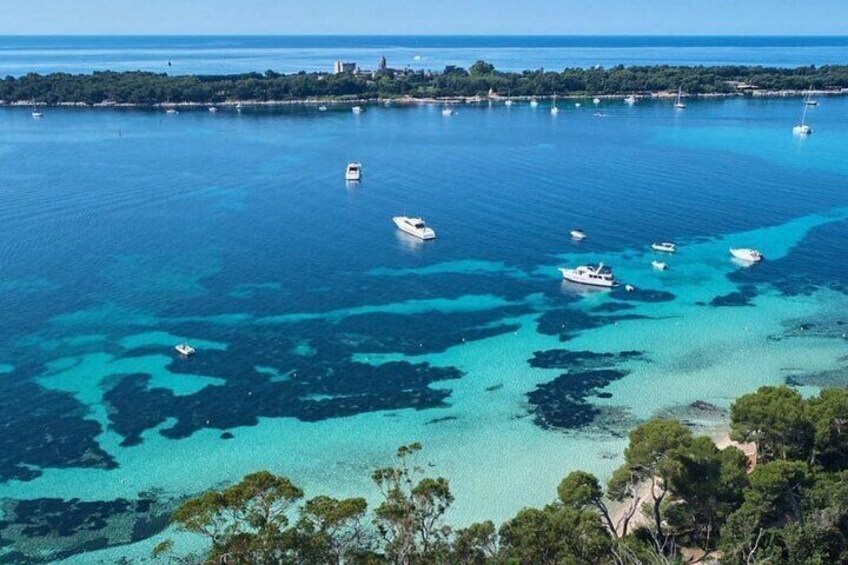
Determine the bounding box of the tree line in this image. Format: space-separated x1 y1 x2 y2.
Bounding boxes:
2 62 848 105
152 385 848 564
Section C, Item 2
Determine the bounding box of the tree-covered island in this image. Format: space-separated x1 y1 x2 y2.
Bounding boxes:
3 61 848 106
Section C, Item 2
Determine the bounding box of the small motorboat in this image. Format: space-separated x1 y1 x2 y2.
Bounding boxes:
624 95 637 105
441 107 454 116
625 284 635 292
175 343 195 356
559 264 617 288
730 248 763 262
793 124 812 136
504 99 514 107
529 99 539 108
166 108 179 115
352 106 364 114
651 242 677 253
651 261 668 271
318 105 328 112
593 112 606 118
393 216 436 240
574 102 581 108
550 106 560 115
208 106 218 113
236 103 243 112
570 229 587 241
593 98 601 105
31 110 43 119
345 162 362 182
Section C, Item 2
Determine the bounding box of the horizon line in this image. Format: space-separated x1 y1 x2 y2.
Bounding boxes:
2 33 848 38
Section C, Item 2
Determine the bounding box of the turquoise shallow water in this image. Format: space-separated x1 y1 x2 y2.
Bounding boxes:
2 97 848 562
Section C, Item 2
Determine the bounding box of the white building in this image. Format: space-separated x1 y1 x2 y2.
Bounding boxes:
333 61 357 74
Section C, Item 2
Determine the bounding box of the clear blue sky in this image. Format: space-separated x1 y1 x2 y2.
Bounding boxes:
3 0 847 35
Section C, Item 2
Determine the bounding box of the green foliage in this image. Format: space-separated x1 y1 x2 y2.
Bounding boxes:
451 521 497 564
731 386 814 462
161 386 848 565
372 443 455 563
808 388 848 470
6 63 848 105
498 504 613 564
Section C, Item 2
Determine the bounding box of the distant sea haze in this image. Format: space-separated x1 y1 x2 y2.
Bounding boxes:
1 35 848 76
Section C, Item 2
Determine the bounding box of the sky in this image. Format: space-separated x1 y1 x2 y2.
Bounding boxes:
1 0 847 35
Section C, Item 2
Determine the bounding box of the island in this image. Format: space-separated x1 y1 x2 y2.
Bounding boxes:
3 61 848 106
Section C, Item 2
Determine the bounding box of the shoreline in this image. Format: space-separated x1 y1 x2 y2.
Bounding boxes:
3 88 846 109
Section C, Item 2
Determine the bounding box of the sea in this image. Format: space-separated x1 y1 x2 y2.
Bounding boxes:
1 35 848 76
2 37 848 563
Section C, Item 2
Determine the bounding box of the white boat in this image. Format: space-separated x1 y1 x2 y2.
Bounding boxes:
345 162 362 182
651 242 677 253
393 216 436 240
651 260 668 271
559 264 617 288
30 100 43 118
529 98 539 108
318 105 328 112
624 95 637 105
730 248 763 262
208 106 218 113
236 103 243 112
175 343 195 356
593 97 601 105
793 101 813 135
574 102 581 108
625 284 636 292
166 108 179 115
441 107 454 116
352 106 363 114
570 229 587 241
551 94 560 115
674 87 686 109
504 99 514 107
804 86 818 106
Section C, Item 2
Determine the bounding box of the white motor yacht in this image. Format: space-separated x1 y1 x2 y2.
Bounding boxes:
175 343 196 356
730 248 763 262
393 216 436 240
352 106 363 114
345 162 362 182
559 264 616 288
651 261 668 271
651 242 677 253
570 229 587 241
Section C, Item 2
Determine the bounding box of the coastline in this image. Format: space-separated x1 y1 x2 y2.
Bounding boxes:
3 88 845 109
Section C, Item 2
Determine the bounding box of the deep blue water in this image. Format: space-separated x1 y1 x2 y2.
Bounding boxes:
1 35 848 76
2 98 848 562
